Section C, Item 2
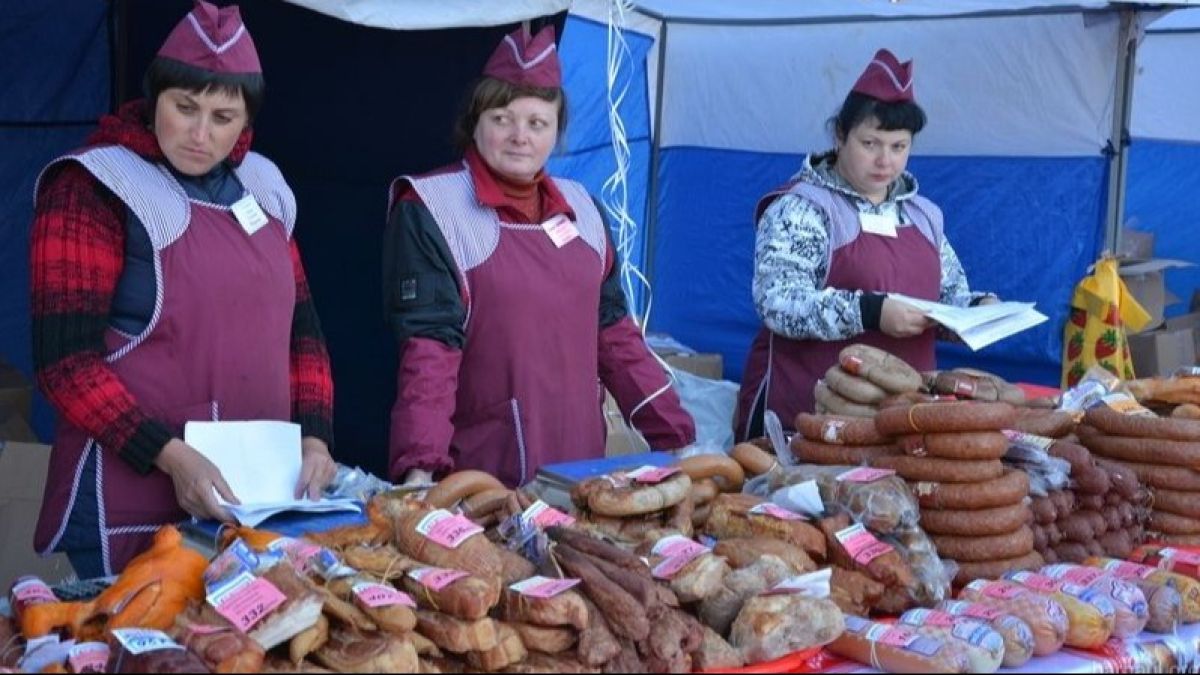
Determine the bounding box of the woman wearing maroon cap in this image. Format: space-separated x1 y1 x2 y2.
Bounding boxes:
735 49 997 439
30 1 335 575
385 26 695 488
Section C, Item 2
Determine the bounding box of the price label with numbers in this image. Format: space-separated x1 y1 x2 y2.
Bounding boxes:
749 503 806 521
834 524 893 566
207 572 286 633
521 500 576 529
509 576 580 599
111 629 183 655
624 465 680 484
408 567 470 591
68 642 109 673
836 467 896 483
416 509 483 549
353 582 416 609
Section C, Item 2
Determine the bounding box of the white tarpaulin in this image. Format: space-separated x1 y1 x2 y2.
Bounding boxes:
1132 7 1200 142
283 0 571 30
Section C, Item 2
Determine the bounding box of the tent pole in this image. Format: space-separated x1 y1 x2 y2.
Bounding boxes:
641 20 669 322
109 0 130 111
1103 9 1138 256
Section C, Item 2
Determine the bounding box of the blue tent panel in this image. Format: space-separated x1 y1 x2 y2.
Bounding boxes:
648 147 1107 387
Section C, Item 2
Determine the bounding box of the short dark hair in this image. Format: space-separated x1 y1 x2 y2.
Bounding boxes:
453 77 567 153
832 91 926 141
143 56 265 121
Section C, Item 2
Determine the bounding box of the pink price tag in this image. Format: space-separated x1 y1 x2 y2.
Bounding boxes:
416 510 484 549
836 467 896 483
1162 549 1200 566
651 535 709 580
865 624 917 648
977 581 1022 600
408 567 470 592
210 575 287 633
522 500 576 529
1002 430 1053 450
12 578 55 605
1050 565 1104 587
749 503 806 521
959 603 1003 621
541 215 580 248
835 524 893 566
1103 560 1155 580
903 609 955 628
353 582 416 609
1008 571 1062 594
68 643 109 673
625 465 680 484
509 576 581 599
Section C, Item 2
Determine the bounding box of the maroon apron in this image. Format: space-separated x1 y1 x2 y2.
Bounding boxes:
34 146 295 573
402 167 609 487
736 180 943 438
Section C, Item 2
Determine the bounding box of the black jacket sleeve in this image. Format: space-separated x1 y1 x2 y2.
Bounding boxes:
382 199 467 349
595 199 631 329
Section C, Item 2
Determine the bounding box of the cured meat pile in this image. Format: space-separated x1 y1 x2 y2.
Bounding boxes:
872 400 1042 585
1078 405 1200 547
812 344 923 418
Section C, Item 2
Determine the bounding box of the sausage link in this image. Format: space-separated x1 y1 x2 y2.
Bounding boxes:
815 381 877 418
1084 406 1200 441
920 503 1033 537
952 551 1045 586
1077 426 1200 470
932 526 1036 563
791 438 901 466
1150 488 1200 519
875 401 1018 435
912 469 1030 510
796 413 890 446
898 432 1009 461
824 366 890 404
871 456 1005 484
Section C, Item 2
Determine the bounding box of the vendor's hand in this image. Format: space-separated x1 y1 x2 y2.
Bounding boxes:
880 298 934 338
155 438 238 522
402 469 435 487
297 437 337 500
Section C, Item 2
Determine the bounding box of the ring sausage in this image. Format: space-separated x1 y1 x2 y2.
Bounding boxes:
871 456 1005 484
587 472 693 517
730 443 778 477
1077 425 1200 469
838 344 924 394
920 503 1033 537
815 381 877 418
796 413 891 446
689 478 719 506
1010 409 1077 439
875 401 1018 435
676 455 745 492
1084 406 1200 441
425 470 508 508
1116 461 1200 491
931 526 1036 563
1149 510 1200 535
828 615 970 673
824 366 889 404
951 551 1047 586
792 438 901 466
898 432 1009 461
911 469 1030 510
1150 488 1200 519
463 488 513 519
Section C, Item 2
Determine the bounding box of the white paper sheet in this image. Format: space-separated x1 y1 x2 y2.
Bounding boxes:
184 421 359 527
888 294 1048 350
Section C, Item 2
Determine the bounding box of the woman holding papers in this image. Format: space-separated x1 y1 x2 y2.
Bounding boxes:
736 49 996 439
384 26 694 489
30 2 335 576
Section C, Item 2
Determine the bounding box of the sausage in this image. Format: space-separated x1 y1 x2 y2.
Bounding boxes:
1073 466 1112 496
898 611 1006 673
1172 403 1200 420
730 443 778 477
689 478 719 506
815 381 877 418
875 401 1018 435
871 456 1005 484
585 472 692 517
931 526 1035 563
1155 533 1200 546
1118 461 1200 491
897 432 1009 461
1010 409 1077 439
676 455 745 492
1077 426 1200 469
1085 556 1200 625
879 391 941 409
824 365 889 404
1095 459 1140 500
462 488 513 519
920 503 1032 537
1047 440 1095 475
958 578 1066 656
1032 524 1049 551
1049 490 1076 515
911 469 1029 510
1040 564 1149 638
1045 522 1063 546
838 344 924 394
792 438 901 466
936 600 1036 668
796 413 891 446
1149 510 1200 535
1150 488 1200 519
951 551 1046 587
425 471 507 509
1002 571 1117 649
1030 497 1058 525
1058 513 1096 543
828 615 969 673
1084 406 1200 441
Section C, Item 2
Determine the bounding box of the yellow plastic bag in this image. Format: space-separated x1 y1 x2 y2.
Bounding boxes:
1062 258 1153 387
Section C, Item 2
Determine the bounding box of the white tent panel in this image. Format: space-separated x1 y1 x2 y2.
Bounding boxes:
1132 8 1200 142
283 0 571 30
658 13 1121 156
631 0 1112 22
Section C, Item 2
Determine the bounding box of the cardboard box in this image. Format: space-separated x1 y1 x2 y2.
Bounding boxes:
0 358 33 426
1119 258 1195 334
1128 325 1197 378
0 442 74 589
603 391 650 457
1118 229 1155 261
1165 312 1200 363
661 352 724 380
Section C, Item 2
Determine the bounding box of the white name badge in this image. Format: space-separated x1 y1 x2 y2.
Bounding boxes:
541 214 580 248
232 194 269 236
859 212 899 238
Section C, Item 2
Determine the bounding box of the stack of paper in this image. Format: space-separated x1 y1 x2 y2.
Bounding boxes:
184 421 360 527
888 294 1048 350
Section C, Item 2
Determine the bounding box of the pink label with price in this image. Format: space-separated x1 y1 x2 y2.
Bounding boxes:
416 509 483 549
408 567 470 591
1161 548 1200 566
1103 560 1155 580
971 580 1022 600
353 582 416 609
522 500 576 528
509 576 580 599
902 609 955 628
865 624 918 648
651 535 709 580
68 643 109 673
836 467 895 483
625 465 680 484
749 503 806 521
1045 564 1104 586
12 577 55 605
834 523 893 566
1007 571 1062 594
208 573 286 633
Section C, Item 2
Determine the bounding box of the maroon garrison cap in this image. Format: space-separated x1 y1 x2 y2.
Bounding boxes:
851 49 915 104
157 1 262 75
483 25 562 88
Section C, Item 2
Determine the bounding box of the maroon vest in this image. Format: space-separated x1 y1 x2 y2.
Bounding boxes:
400 167 610 486
34 146 296 574
736 180 943 438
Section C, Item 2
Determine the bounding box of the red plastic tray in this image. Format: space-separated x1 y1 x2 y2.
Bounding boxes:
699 647 824 674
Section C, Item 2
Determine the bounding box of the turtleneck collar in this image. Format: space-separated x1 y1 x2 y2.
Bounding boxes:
466 145 573 224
